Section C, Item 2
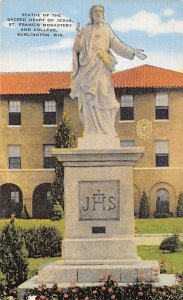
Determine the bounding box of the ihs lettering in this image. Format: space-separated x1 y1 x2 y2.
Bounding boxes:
82 190 116 212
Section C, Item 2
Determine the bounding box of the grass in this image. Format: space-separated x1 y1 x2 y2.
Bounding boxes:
28 256 62 275
138 245 183 273
1 218 183 234
135 217 183 234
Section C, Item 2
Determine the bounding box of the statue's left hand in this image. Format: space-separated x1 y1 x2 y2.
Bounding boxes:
135 49 147 60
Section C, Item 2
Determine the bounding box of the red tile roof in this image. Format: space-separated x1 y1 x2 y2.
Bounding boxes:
112 65 183 88
0 72 71 95
0 65 183 95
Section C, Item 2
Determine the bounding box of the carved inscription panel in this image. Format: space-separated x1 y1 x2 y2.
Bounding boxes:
79 181 120 220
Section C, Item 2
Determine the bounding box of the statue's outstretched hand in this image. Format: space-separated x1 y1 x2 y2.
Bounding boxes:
135 49 147 60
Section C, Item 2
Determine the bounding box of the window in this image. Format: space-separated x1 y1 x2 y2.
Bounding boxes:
11 191 20 203
120 140 135 147
120 95 134 121
9 101 21 125
44 145 54 168
46 190 52 202
156 141 169 167
155 93 169 120
44 101 56 125
156 189 169 213
8 145 21 169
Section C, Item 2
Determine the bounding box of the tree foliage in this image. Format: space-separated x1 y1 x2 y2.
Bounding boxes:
55 111 76 149
51 112 76 218
0 217 28 289
51 200 64 221
139 191 149 218
21 204 30 219
177 192 183 217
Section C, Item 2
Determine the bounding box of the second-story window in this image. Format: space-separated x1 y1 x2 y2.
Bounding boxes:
9 101 21 125
155 93 169 120
156 141 169 167
8 145 21 169
120 95 134 121
44 100 56 125
44 145 54 168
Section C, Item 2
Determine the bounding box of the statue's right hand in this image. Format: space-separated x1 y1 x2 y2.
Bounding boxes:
76 25 81 32
76 26 82 40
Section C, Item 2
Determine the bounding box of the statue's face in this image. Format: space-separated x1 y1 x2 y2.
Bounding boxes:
92 6 104 24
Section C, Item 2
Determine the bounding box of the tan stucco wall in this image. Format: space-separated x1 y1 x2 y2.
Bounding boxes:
0 89 183 217
0 97 63 216
64 89 183 216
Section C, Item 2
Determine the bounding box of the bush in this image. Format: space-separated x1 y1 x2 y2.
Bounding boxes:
51 112 76 214
51 200 64 221
139 191 149 218
177 192 183 217
21 204 30 219
0 218 28 289
23 275 183 300
159 234 182 253
21 226 62 258
153 212 173 218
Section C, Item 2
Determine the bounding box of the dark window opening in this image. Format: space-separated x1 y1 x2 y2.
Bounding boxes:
9 157 21 169
120 107 134 121
44 112 56 125
9 112 21 125
156 154 169 167
156 107 168 120
44 157 54 168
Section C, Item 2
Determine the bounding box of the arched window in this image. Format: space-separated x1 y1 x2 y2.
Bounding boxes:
0 183 23 218
156 189 169 213
32 183 52 219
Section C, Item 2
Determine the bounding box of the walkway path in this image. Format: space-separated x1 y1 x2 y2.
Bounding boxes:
135 233 183 245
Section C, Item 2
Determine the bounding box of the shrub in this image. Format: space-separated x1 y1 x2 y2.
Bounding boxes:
0 218 28 289
139 191 149 218
23 275 183 300
159 234 182 253
153 211 173 218
177 192 183 217
21 204 30 219
51 112 76 214
21 226 62 258
51 200 64 221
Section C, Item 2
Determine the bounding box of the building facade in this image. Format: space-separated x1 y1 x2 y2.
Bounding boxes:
0 65 183 217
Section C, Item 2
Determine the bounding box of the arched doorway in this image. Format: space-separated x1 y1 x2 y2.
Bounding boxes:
156 189 169 213
0 183 23 218
32 183 52 219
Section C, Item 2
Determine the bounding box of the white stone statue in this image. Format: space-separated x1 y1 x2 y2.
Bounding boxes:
70 4 147 139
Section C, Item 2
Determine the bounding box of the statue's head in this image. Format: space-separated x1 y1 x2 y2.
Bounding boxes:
89 5 105 24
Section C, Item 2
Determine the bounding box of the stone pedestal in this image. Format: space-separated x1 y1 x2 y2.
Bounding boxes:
37 147 160 284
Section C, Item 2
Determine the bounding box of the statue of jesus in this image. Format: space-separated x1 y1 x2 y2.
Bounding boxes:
70 4 147 137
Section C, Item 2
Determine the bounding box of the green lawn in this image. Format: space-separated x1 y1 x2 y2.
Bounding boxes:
138 245 183 273
28 256 62 277
135 218 183 234
1 218 183 234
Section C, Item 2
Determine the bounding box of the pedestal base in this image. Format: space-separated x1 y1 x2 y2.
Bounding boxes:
38 259 160 284
62 237 137 260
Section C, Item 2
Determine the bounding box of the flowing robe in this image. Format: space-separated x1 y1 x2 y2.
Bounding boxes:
70 23 135 135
